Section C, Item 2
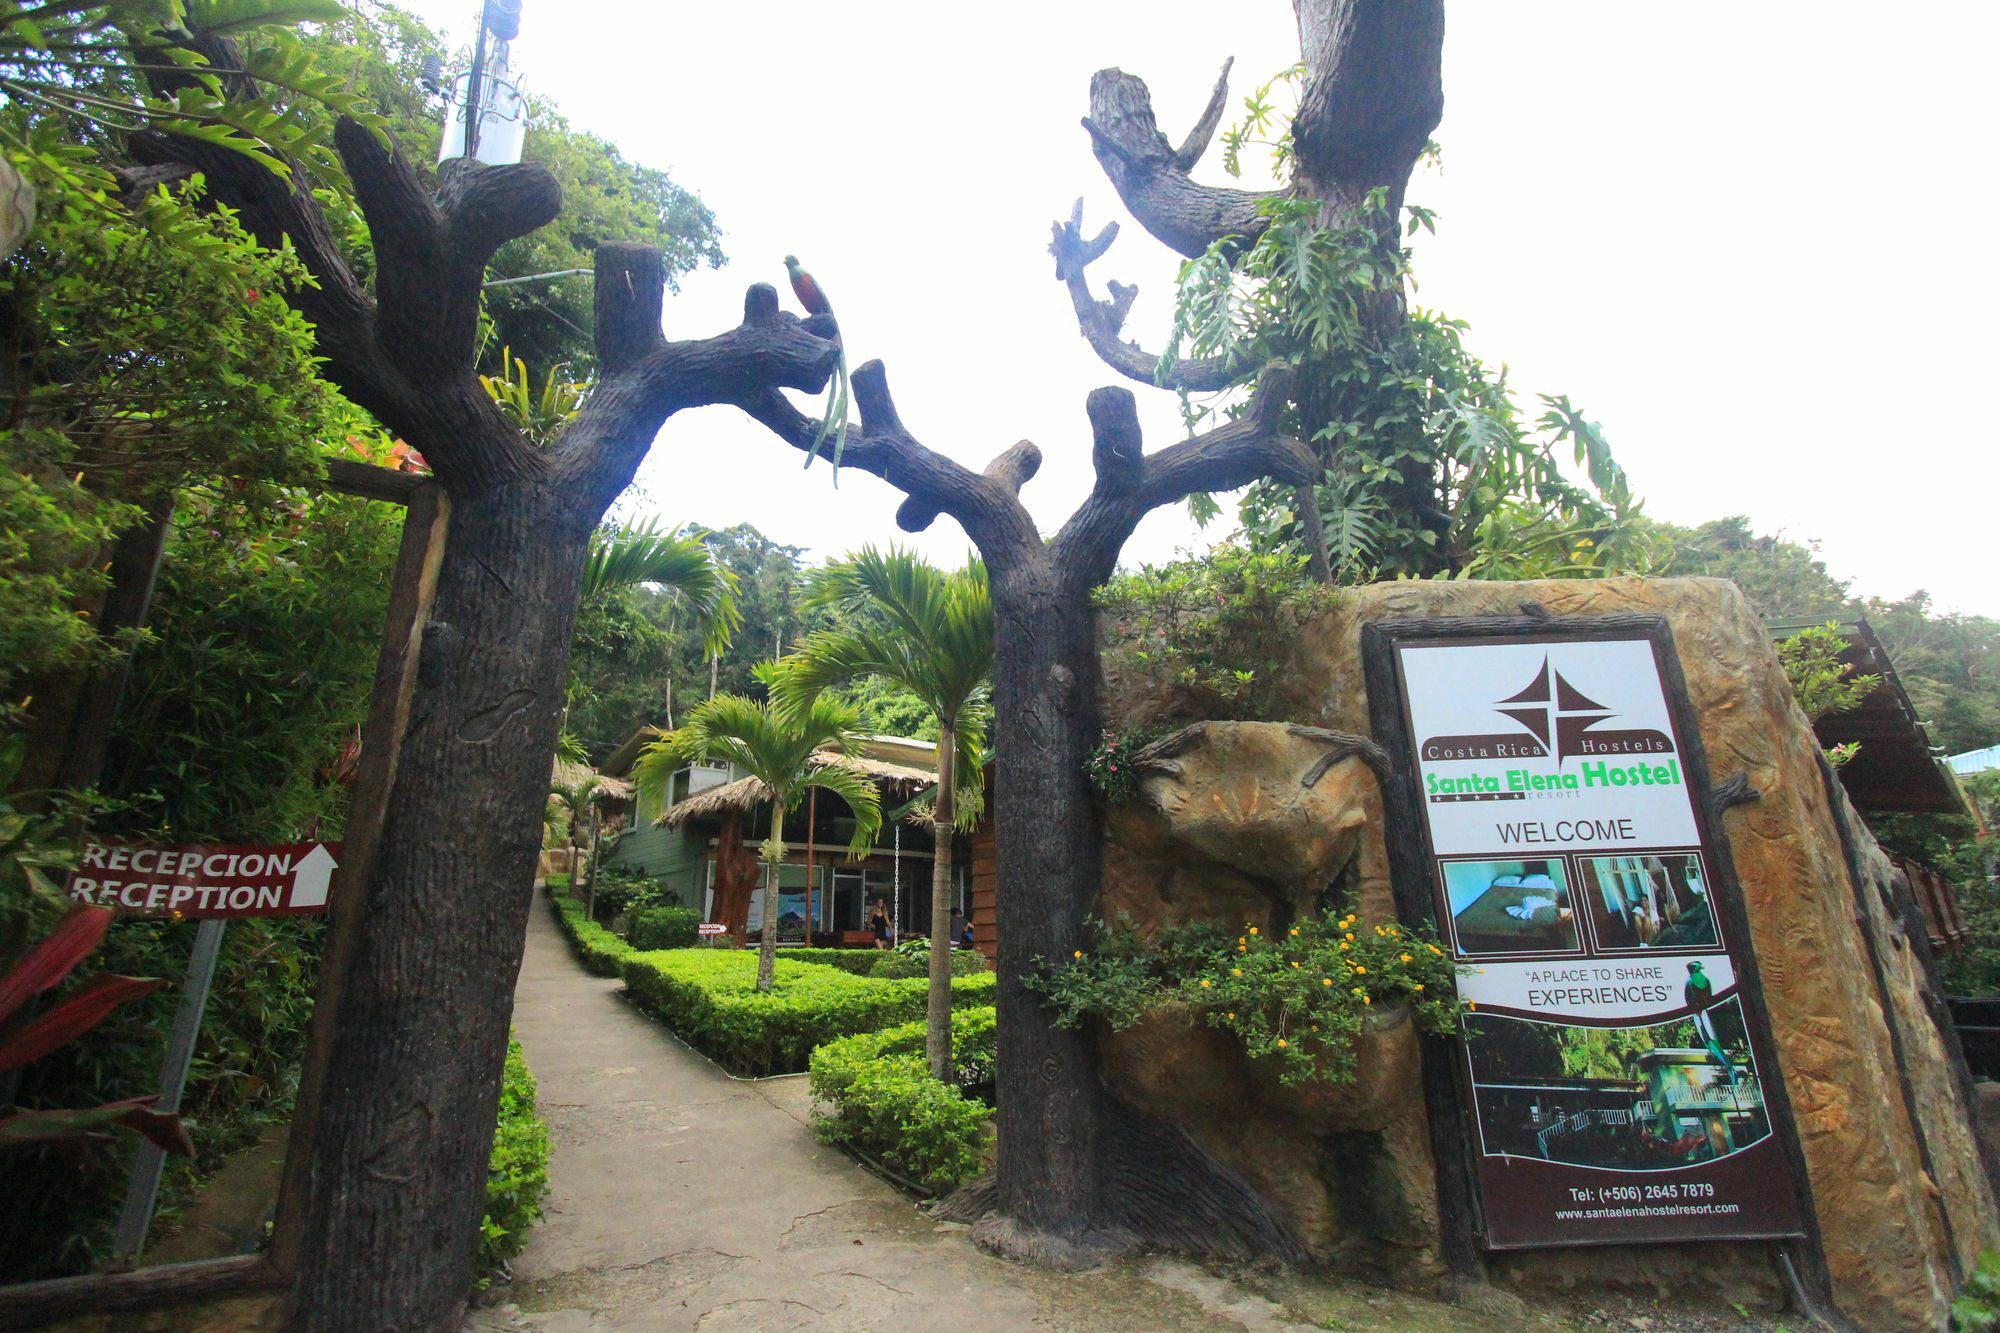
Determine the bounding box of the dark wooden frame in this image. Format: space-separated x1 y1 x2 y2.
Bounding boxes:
1360 611 1835 1308
0 460 448 1325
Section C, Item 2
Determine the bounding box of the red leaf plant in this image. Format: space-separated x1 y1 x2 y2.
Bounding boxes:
0 906 194 1156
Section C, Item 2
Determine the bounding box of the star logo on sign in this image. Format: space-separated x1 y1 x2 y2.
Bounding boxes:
1495 657 1614 764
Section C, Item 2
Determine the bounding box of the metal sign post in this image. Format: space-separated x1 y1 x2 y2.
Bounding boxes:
60 841 342 1268
109 917 227 1268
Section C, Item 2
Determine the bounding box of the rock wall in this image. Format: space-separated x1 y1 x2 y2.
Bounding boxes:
1097 577 1997 1330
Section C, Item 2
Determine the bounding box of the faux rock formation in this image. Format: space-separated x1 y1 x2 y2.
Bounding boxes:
1096 577 1998 1330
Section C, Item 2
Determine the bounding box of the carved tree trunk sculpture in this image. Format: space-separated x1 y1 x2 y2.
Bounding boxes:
141 105 836 1326
711 808 760 937
745 362 1317 1264
1053 0 1447 579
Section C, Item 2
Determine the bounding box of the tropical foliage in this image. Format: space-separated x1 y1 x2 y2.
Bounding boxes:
808 1006 995 1194
633 676 882 991
1093 543 1337 725
1031 914 1464 1086
1160 142 1656 580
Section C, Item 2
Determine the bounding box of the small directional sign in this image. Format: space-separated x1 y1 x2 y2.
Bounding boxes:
63 841 341 919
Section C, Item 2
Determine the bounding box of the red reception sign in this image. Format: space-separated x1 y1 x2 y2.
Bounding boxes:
64 841 340 919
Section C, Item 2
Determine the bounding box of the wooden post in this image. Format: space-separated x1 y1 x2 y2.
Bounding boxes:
267 475 448 1279
803 787 816 948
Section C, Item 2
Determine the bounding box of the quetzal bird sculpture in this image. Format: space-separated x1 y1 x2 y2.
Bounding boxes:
1684 960 1736 1084
784 254 850 485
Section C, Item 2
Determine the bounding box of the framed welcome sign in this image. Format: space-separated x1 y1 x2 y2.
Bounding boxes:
1362 614 1810 1252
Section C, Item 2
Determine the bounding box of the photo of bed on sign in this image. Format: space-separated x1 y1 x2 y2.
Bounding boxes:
1441 859 1579 955
1577 853 1719 952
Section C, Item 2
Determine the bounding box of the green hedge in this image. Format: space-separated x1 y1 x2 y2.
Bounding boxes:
477 1037 550 1282
620 949 997 1077
628 905 700 950
786 944 987 979
549 890 634 976
808 1007 997 1193
782 947 884 976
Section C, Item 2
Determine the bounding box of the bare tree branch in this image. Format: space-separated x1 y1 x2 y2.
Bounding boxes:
1173 58 1237 171
1049 200 1236 393
738 357 1041 556
1054 361 1313 579
560 279 843 512
1289 0 1445 215
1083 67 1276 259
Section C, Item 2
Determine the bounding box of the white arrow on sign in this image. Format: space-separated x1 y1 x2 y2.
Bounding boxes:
289 844 339 909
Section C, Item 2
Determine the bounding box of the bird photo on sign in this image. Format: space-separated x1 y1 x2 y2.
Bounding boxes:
784 254 851 484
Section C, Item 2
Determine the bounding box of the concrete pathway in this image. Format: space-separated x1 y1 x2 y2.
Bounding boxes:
481 893 1330 1331
483 893 1663 1333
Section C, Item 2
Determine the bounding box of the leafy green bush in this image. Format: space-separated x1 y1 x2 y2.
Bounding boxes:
619 948 996 1077
592 865 668 922
1030 913 1464 1086
783 947 883 976
1955 1251 2000 1331
867 939 985 979
477 1037 550 1283
809 1007 997 1194
1092 544 1338 725
549 891 634 977
628 905 700 950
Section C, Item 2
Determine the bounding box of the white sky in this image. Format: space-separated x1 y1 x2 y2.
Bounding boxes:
403 1 1998 615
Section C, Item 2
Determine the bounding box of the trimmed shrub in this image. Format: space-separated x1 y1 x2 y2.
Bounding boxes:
789 944 985 979
782 947 884 976
868 951 923 979
808 1007 997 1193
477 1037 550 1282
549 890 634 977
619 949 997 1077
628 905 700 950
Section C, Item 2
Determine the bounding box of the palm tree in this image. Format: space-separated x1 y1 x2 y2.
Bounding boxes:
632 672 882 992
783 549 992 1080
548 765 614 917
581 519 742 657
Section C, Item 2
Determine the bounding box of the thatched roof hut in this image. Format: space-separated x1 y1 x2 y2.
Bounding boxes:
550 758 633 803
659 750 933 828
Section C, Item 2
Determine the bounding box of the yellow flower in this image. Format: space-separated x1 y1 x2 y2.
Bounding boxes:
1322 978 1333 986
1467 1000 1477 1011
1401 953 1413 963
1339 941 1349 951
1352 987 1366 997
1232 968 1242 977
1200 979 1212 988
1289 928 1299 937
1238 945 1248 953
1427 944 1442 956
1248 927 1259 936
1291 961 1301 969
1227 1012 1237 1020
1344 932 1355 941
1355 965 1367 975
1363 996 1372 1006
1310 1024 1319 1033
1073 950 1083 959
1416 984 1425 991
1238 936 1246 945
1276 1038 1288 1049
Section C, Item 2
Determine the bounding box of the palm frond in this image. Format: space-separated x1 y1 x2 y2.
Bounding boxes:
797 761 882 858
582 520 742 656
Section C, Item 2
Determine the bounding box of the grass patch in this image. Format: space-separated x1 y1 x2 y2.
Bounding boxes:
620 948 996 1077
809 1007 996 1194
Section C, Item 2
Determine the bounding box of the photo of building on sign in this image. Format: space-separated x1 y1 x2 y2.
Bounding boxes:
1576 853 1720 952
1440 858 1581 955
1465 997 1773 1171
